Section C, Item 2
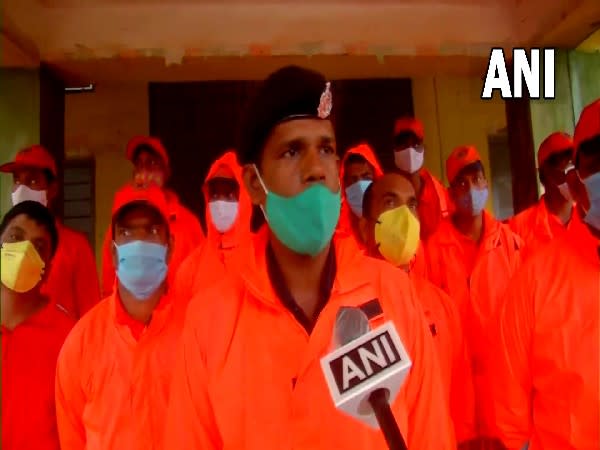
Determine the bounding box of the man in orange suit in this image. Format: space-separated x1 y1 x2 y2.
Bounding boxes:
101 136 204 296
1 145 99 319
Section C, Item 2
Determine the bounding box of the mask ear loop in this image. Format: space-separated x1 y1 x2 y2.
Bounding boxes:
252 164 270 223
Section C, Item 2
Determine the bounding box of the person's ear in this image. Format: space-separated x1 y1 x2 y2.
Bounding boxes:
242 164 266 206
166 234 174 264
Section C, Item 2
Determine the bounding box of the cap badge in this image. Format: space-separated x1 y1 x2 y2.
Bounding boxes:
317 82 332 119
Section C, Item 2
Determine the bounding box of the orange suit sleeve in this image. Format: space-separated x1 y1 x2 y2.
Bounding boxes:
397 288 457 450
72 234 100 316
491 270 534 450
164 310 222 449
55 330 87 450
101 228 115 297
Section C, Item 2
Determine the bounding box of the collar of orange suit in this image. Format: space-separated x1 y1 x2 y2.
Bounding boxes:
0 298 58 333
435 210 503 250
240 227 373 310
266 241 336 333
112 290 172 340
535 195 576 234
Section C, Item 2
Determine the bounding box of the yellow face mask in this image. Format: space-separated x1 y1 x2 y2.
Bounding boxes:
1 240 46 293
374 205 420 267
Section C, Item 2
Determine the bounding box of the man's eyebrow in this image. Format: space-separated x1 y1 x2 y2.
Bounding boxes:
279 137 306 149
6 225 25 235
380 191 400 204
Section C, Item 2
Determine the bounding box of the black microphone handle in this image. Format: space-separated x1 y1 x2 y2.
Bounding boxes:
368 388 408 450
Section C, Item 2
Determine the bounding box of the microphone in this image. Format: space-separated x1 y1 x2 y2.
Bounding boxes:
321 307 412 450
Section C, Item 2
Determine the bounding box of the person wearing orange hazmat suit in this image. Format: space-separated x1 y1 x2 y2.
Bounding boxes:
338 144 428 276
338 143 383 244
101 136 204 296
491 98 600 450
164 65 455 450
426 145 522 448
358 172 476 447
56 185 184 450
2 201 75 450
509 132 576 261
0 145 99 319
392 117 450 241
174 150 252 310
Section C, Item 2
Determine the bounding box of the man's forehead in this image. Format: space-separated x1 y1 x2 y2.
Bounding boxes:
115 203 166 226
135 148 162 163
207 176 239 190
455 162 483 181
346 160 373 173
376 173 415 196
545 150 573 168
13 167 45 177
4 219 47 239
270 118 335 143
213 165 235 179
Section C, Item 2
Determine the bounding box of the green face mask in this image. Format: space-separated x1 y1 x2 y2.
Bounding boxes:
254 165 341 257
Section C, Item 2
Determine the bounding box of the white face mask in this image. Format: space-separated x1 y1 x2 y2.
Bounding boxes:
394 146 424 174
11 185 48 207
209 200 239 233
557 182 573 203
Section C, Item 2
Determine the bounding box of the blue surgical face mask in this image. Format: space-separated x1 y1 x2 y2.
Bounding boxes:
115 241 168 301
345 180 372 217
581 171 600 230
456 187 488 216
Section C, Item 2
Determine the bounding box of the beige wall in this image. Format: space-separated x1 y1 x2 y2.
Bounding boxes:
412 76 507 212
64 82 148 267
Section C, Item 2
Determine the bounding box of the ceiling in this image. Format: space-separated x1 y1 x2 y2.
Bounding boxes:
2 0 599 81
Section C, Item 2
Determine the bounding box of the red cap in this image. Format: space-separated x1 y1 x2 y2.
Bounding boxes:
537 132 573 167
574 99 600 155
126 136 170 167
0 145 57 176
446 145 482 184
394 117 424 140
111 184 170 225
